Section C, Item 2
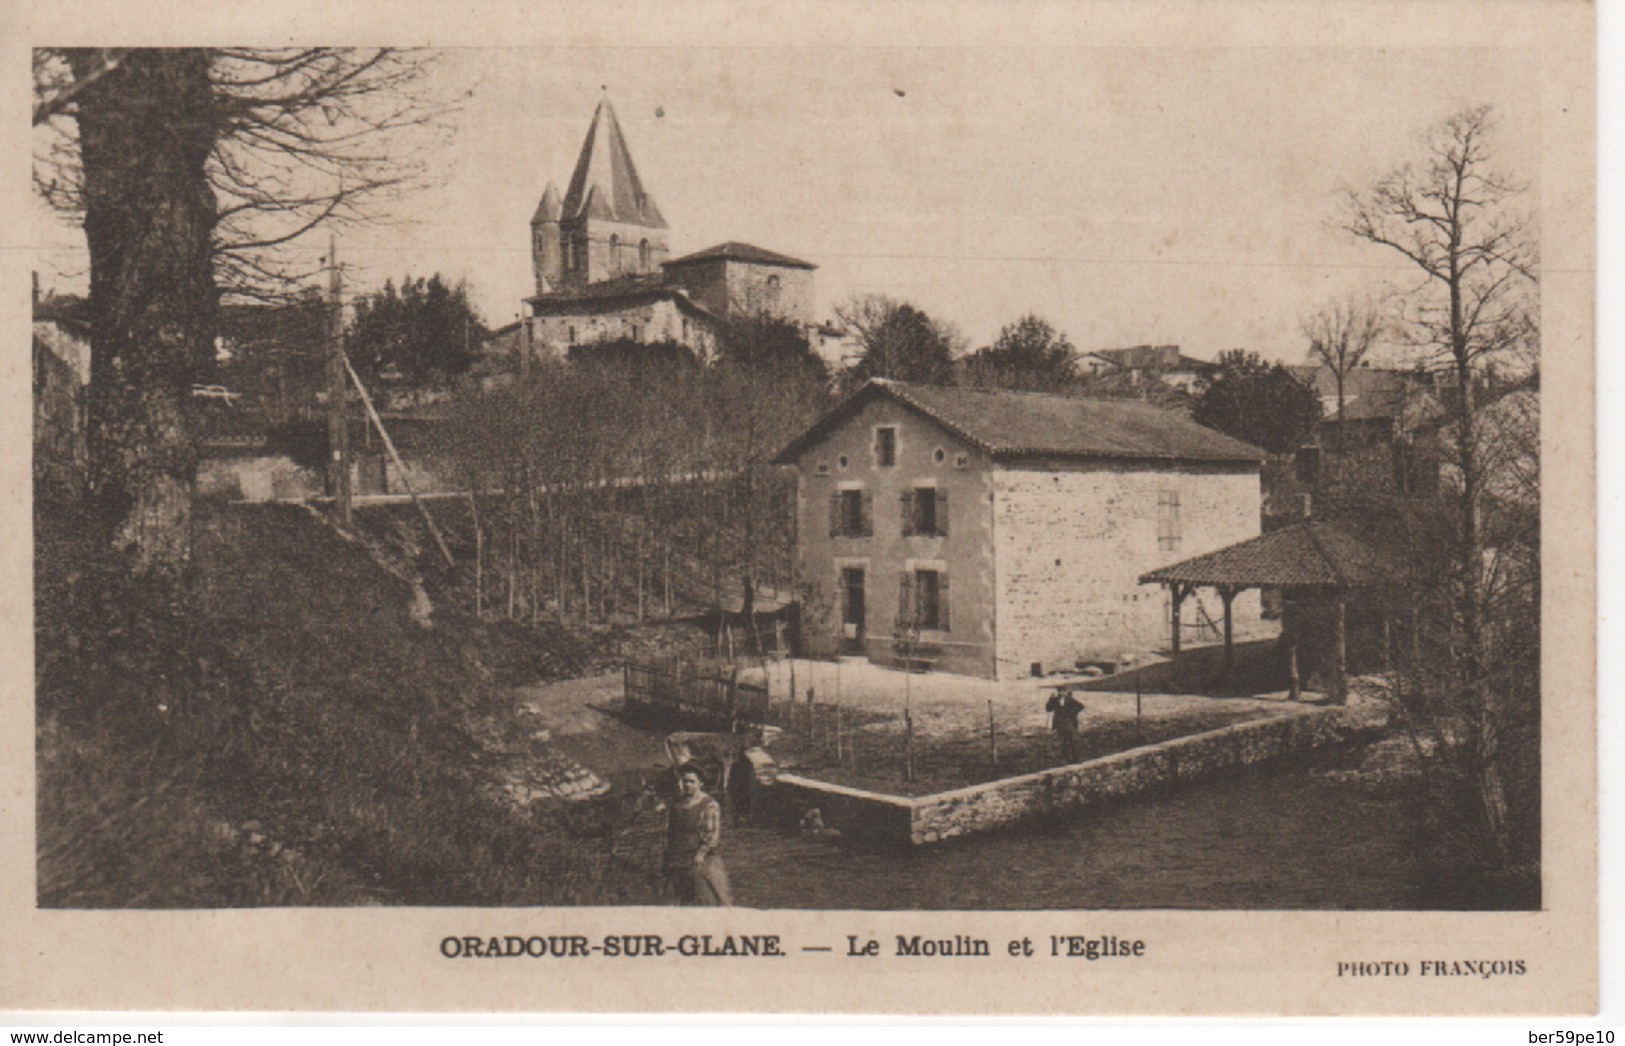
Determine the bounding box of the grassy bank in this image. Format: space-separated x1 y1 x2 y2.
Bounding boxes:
35 495 660 907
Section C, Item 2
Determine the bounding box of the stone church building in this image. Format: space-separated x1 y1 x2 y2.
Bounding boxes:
519 97 842 364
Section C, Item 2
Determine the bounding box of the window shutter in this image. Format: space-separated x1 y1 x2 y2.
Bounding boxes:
936 489 949 537
938 572 951 632
900 490 915 536
861 490 874 536
897 570 914 631
829 491 841 538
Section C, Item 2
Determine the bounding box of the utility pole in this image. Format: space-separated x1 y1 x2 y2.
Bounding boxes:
325 235 352 525
519 308 533 382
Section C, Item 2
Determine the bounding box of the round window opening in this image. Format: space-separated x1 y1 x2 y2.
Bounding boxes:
837 455 850 471
934 448 946 464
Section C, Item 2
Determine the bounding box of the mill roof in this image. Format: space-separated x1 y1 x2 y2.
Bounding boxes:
561 97 667 229
1138 521 1400 589
772 380 1265 466
663 241 816 270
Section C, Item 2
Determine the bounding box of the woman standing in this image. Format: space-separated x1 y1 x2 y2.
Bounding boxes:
664 763 733 906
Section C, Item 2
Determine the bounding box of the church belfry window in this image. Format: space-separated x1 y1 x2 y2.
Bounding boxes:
609 234 620 273
639 239 651 271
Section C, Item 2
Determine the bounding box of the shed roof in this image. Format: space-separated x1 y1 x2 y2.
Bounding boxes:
772 379 1265 466
1138 521 1399 589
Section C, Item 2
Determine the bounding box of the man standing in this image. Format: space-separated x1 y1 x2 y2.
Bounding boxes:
1045 689 1084 763
663 763 733 906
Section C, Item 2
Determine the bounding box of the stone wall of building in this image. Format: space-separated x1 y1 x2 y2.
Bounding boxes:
529 300 719 361
792 396 999 677
665 259 814 325
992 461 1261 678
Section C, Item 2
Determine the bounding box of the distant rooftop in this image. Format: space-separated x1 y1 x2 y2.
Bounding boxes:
1090 345 1214 372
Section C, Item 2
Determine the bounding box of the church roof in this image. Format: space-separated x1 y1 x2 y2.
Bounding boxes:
526 274 720 321
531 182 562 224
773 380 1265 466
663 242 816 270
561 97 667 229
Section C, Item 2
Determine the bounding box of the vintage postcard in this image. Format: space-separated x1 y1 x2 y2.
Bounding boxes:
3 0 1597 1017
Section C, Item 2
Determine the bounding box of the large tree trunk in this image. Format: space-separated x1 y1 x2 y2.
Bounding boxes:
71 49 218 576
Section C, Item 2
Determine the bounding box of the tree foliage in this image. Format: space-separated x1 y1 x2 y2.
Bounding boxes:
348 274 488 386
1191 350 1321 455
960 314 1078 392
836 294 957 388
32 47 449 573
1342 104 1538 881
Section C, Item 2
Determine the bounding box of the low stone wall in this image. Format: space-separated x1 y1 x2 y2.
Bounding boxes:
760 707 1359 846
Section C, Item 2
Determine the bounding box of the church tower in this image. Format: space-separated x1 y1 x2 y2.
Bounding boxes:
551 96 670 290
530 182 563 295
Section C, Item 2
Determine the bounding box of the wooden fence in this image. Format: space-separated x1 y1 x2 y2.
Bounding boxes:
623 660 771 732
621 660 868 762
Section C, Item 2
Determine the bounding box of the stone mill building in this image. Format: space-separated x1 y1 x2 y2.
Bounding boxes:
773 380 1267 680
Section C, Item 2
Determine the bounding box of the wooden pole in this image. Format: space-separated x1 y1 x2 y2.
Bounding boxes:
988 699 998 768
1220 585 1237 687
1285 596 1301 702
905 708 916 784
342 354 454 566
325 237 351 525
1170 583 1185 655
468 492 483 617
1333 593 1348 706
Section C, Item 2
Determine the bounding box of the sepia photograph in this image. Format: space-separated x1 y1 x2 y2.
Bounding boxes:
7 0 1596 1017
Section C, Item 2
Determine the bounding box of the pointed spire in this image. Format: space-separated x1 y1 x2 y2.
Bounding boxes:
531 182 562 225
561 96 667 229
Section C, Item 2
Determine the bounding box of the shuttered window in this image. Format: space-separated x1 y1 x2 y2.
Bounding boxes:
901 488 948 537
830 489 873 537
899 568 950 632
1157 490 1182 551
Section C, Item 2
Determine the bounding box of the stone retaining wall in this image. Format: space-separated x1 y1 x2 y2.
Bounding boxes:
762 707 1357 846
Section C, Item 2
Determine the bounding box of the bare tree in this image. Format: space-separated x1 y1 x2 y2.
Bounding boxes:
1343 104 1537 871
33 48 448 575
1301 294 1386 470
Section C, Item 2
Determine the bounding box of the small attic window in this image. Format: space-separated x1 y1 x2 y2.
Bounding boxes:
955 454 969 469
876 427 897 467
933 448 946 464
816 463 830 476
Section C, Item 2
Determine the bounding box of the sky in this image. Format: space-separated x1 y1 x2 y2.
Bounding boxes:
32 44 1540 364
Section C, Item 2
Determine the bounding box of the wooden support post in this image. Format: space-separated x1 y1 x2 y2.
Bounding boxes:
1170 583 1187 655
1333 594 1348 706
988 699 998 768
1219 586 1237 687
1285 597 1301 703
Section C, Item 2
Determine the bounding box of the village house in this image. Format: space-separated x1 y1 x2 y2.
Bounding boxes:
1079 344 1217 395
773 379 1267 680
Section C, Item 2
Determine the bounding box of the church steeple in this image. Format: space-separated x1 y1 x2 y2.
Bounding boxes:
561 97 667 230
533 96 673 293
